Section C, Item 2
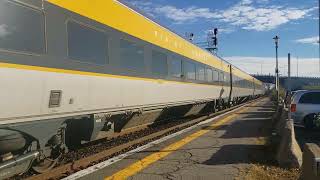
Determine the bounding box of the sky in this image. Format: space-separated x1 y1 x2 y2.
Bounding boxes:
124 0 320 77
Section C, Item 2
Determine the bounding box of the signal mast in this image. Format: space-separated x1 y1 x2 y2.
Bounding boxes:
206 28 218 55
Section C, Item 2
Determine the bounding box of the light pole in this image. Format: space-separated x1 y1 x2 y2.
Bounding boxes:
273 36 280 103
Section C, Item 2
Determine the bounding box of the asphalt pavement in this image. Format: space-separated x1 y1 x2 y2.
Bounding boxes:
70 98 275 180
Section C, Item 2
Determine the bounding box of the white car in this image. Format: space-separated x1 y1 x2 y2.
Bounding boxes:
291 90 320 128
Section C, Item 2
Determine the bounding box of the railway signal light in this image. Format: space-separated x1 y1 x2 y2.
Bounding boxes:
214 28 218 36
206 28 219 55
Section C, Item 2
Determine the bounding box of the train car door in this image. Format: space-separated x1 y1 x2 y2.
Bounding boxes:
228 65 233 105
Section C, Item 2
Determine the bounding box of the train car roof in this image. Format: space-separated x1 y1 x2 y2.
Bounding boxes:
47 0 262 84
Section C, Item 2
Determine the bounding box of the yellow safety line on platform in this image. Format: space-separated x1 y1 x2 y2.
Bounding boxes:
105 102 257 180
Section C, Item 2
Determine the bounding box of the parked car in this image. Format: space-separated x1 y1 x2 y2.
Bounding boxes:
291 90 320 129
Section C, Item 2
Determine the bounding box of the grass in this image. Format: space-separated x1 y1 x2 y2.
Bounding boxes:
302 86 320 90
241 165 300 180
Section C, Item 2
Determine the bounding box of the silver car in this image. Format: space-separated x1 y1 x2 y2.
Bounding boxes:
291 90 320 128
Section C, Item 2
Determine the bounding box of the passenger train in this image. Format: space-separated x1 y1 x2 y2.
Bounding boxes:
0 0 264 178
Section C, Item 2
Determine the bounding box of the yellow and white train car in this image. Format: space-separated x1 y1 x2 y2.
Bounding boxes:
0 0 264 178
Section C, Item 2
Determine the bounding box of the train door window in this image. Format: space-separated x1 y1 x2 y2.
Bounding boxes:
184 61 196 80
0 1 45 54
170 58 182 78
196 65 205 81
67 21 107 65
206 68 213 82
119 39 145 71
152 50 168 76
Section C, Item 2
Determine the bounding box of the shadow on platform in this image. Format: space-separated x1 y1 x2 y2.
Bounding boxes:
202 144 266 165
295 126 320 148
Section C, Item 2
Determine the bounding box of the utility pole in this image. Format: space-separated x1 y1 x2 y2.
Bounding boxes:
288 53 291 121
273 36 280 104
296 56 299 77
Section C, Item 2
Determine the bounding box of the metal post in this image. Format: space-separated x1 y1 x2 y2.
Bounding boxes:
297 56 299 77
274 36 280 103
288 53 291 121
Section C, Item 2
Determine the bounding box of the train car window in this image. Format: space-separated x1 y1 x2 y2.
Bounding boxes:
219 72 224 83
196 65 205 81
224 73 229 83
206 68 213 82
152 50 168 76
213 70 219 83
119 39 145 71
0 1 45 54
68 21 107 65
170 58 182 78
234 76 238 87
184 61 196 80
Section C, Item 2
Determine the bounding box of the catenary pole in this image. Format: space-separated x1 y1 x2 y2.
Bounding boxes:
288 53 291 121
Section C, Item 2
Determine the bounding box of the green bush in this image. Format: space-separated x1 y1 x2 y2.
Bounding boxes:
270 86 286 103
313 113 320 128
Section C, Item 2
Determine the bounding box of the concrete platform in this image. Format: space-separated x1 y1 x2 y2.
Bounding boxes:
71 98 275 180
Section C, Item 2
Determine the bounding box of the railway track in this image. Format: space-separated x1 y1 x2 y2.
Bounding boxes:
15 98 262 180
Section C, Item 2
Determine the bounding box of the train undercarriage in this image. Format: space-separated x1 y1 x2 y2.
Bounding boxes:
0 95 258 179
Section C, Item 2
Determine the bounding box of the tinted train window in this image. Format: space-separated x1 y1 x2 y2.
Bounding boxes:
184 61 196 80
206 68 213 82
152 51 168 76
299 92 320 104
197 65 205 81
119 39 145 71
225 73 230 83
0 1 45 53
68 21 107 64
213 70 219 82
234 76 238 86
219 72 224 83
170 58 182 78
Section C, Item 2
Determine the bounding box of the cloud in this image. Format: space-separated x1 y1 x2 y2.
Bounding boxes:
295 36 319 45
218 28 235 34
205 28 234 36
128 0 315 31
225 56 320 77
217 0 314 31
154 5 217 23
0 24 11 38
